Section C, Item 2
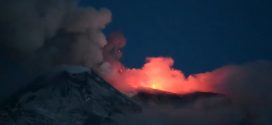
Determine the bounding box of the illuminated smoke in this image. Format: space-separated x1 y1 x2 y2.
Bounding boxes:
104 51 272 124
1 0 272 124
104 56 227 94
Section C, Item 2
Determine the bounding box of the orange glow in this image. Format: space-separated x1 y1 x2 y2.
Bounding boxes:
106 57 231 94
151 83 156 89
151 82 162 90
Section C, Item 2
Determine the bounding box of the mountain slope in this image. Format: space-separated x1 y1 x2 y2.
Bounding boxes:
0 67 141 125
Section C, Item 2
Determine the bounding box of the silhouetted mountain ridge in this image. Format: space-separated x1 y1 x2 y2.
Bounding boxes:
0 66 141 125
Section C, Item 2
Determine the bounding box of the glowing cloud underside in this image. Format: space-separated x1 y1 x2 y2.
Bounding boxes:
105 57 233 94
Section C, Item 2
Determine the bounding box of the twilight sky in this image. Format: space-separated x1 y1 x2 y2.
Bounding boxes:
80 0 272 75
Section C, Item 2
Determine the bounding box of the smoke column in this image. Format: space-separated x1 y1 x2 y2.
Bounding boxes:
0 0 113 101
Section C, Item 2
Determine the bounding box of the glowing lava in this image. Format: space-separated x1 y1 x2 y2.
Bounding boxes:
151 83 157 89
151 82 163 90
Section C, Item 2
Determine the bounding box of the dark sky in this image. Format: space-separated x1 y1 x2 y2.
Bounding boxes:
80 0 272 75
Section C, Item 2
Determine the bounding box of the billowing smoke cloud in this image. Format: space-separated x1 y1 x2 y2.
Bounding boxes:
192 61 272 124
101 32 126 75
0 0 111 71
0 0 115 101
214 61 272 124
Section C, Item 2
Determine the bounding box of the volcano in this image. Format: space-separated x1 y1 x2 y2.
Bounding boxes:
0 66 243 125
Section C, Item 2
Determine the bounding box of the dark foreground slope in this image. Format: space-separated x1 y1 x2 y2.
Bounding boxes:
0 67 141 125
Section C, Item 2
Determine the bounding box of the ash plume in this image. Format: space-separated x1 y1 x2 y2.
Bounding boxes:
0 0 111 69
0 0 113 100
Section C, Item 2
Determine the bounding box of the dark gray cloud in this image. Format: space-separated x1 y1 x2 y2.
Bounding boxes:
216 61 272 125
0 0 111 67
0 0 112 101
